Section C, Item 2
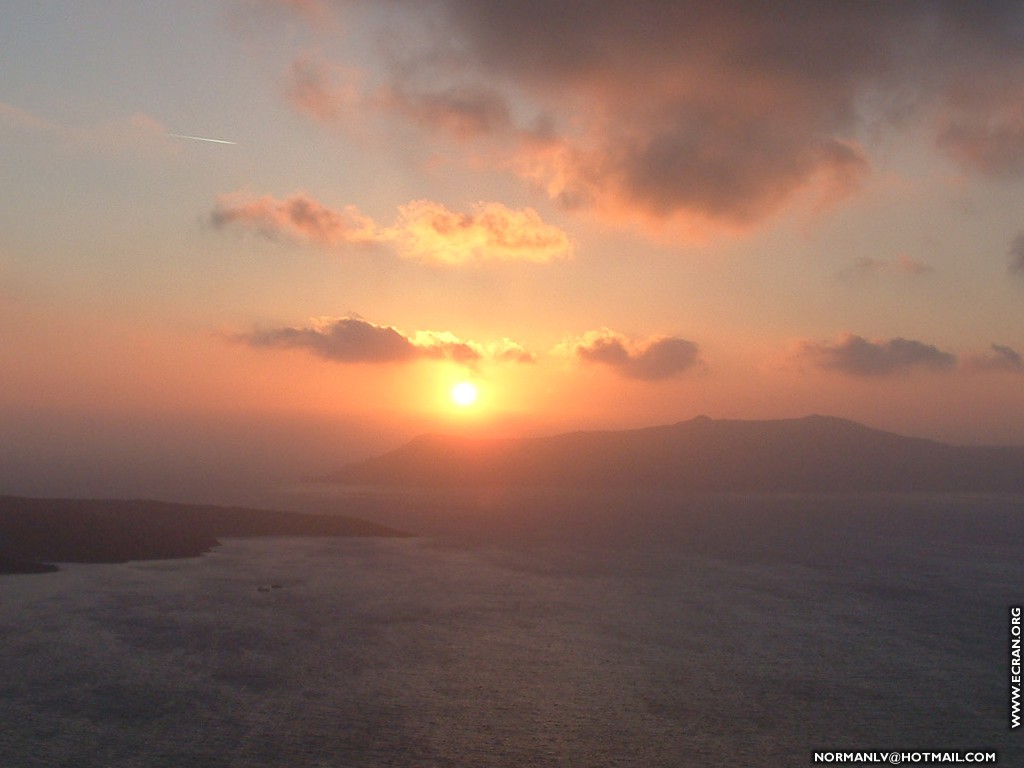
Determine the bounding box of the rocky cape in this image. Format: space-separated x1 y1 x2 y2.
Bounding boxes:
0 496 408 575
320 415 1024 493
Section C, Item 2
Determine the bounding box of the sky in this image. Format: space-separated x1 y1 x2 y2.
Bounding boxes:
3 0 1024 500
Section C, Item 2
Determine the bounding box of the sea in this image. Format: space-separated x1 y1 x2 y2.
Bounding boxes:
1 490 1021 767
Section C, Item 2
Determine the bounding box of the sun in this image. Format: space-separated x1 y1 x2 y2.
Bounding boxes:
450 381 478 407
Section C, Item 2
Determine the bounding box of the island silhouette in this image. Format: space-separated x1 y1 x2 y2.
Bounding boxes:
321 415 1024 492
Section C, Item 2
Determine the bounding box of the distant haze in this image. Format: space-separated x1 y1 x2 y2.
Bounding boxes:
4 412 1024 505
0 408 407 505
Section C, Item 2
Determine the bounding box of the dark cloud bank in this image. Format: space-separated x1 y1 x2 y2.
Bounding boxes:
797 335 957 376
297 1 1024 226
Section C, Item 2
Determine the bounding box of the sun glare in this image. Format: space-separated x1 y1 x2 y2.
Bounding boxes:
450 381 478 407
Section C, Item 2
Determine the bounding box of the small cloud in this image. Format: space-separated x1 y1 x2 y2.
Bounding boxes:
232 315 533 367
239 317 420 363
209 191 571 265
839 254 934 279
130 113 167 135
408 329 482 365
893 254 934 276
392 199 571 265
964 343 1023 373
571 328 702 381
796 334 957 376
210 191 379 246
487 338 536 364
1009 233 1024 276
843 257 885 276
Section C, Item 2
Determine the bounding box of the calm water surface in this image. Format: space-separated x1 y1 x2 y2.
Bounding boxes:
1 492 1021 766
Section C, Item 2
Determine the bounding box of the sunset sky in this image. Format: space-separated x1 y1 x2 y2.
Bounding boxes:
3 1 1024 499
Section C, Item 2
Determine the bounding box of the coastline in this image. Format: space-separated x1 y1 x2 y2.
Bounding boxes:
0 495 409 576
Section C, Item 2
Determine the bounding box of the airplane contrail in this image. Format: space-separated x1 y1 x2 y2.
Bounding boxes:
167 133 237 145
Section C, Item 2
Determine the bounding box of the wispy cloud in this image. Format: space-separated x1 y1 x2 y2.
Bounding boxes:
1009 233 1024 276
285 53 364 124
0 101 62 135
964 343 1024 373
232 315 534 366
936 78 1024 179
569 328 702 381
382 83 514 140
796 334 957 376
209 191 571 265
0 101 174 151
236 0 334 29
838 254 934 280
272 0 329 23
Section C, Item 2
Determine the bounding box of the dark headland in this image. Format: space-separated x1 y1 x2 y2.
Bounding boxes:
321 414 1024 493
0 496 408 575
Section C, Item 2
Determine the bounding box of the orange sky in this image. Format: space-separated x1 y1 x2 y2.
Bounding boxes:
3 1 1024 500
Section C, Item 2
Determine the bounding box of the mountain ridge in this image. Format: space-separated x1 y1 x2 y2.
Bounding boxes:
319 415 1024 492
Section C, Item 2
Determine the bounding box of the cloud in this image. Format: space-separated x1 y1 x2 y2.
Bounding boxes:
235 0 335 30
839 254 934 279
285 53 364 123
210 191 379 245
274 0 330 22
383 83 514 140
571 329 702 381
392 199 571 264
965 343 1024 373
241 317 421 363
275 2 1024 231
796 334 957 376
0 101 62 135
233 315 533 366
487 338 536 364
209 191 571 264
1010 233 1024 276
0 101 172 150
285 53 515 138
514 109 868 227
935 78 1024 178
